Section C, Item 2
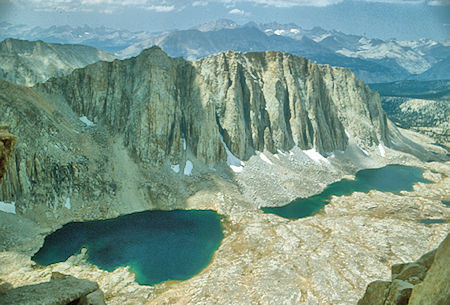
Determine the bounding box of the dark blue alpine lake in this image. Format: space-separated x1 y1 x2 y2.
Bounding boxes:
262 165 430 219
32 210 224 285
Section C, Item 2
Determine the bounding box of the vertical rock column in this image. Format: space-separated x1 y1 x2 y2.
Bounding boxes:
0 125 16 182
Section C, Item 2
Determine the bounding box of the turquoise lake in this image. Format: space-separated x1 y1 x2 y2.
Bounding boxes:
419 219 447 225
32 210 224 285
262 165 430 219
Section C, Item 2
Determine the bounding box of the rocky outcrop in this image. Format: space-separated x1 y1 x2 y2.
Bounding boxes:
358 233 449 305
0 126 16 182
408 234 450 305
0 275 104 305
0 38 116 86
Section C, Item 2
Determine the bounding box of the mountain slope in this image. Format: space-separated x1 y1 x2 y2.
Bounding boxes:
416 56 450 81
0 38 116 86
369 80 450 148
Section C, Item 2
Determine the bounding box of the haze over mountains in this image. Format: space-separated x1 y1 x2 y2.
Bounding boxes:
0 22 154 54
2 19 449 83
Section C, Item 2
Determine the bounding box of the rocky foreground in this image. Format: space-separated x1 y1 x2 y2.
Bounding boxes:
358 234 449 305
1 157 448 305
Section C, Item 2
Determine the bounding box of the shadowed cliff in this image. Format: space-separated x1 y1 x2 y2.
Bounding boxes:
0 126 16 182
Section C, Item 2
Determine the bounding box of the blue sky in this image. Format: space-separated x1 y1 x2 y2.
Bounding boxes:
1 0 449 40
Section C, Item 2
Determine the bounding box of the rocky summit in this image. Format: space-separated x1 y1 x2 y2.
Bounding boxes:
0 46 448 305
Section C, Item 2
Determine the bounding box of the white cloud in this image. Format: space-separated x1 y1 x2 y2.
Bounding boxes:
144 4 175 12
6 0 447 13
427 0 450 5
229 8 245 14
198 0 444 8
215 0 344 8
192 1 208 6
9 0 177 13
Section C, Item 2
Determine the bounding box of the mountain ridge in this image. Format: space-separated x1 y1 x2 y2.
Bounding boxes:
3 21 449 83
0 38 116 86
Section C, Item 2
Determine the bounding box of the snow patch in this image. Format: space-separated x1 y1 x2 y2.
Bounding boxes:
274 154 280 160
183 138 187 151
64 197 71 209
230 165 244 173
79 116 95 126
171 164 180 173
0 201 16 214
303 148 330 164
360 147 369 156
274 29 285 35
219 135 244 173
259 152 273 165
277 149 287 156
184 160 193 176
312 33 331 42
378 143 386 157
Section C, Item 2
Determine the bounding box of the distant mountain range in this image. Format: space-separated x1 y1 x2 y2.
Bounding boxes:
1 20 449 83
0 22 156 53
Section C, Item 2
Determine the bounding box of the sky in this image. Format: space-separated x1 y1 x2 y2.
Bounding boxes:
0 0 449 40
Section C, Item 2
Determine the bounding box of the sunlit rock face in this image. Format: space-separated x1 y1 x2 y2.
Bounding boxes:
37 47 390 164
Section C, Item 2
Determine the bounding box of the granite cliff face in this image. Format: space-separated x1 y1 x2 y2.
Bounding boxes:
0 47 414 225
37 47 390 163
0 38 116 86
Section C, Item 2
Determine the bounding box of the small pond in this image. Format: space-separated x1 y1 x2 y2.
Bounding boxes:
262 165 430 219
32 210 224 285
418 219 447 225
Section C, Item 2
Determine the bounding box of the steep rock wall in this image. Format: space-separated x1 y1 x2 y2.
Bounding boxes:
0 126 16 182
37 47 391 164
